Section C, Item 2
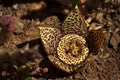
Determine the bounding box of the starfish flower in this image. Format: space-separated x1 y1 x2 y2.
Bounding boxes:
39 5 89 73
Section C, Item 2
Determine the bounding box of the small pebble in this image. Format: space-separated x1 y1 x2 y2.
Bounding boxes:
42 67 48 73
86 17 92 23
13 4 18 10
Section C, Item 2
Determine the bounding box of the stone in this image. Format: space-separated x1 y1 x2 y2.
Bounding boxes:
110 32 120 50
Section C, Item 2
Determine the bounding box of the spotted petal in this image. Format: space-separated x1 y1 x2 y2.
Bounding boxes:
39 27 62 55
48 34 89 73
62 5 87 35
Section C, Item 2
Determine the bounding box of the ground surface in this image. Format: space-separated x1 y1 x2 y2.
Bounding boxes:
0 0 120 80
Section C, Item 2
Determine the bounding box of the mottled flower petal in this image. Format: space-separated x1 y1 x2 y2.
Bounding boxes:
87 29 104 55
48 34 89 73
48 55 73 73
62 5 87 35
39 27 62 55
57 34 89 65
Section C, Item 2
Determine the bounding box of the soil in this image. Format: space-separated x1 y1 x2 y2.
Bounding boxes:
0 0 120 80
